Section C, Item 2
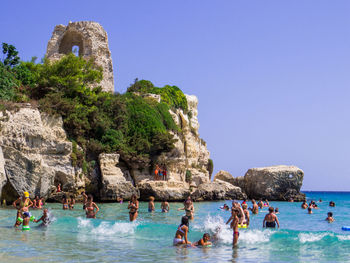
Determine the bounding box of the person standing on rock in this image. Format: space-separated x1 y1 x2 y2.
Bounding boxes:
163 167 168 181
154 165 160 180
128 194 139 221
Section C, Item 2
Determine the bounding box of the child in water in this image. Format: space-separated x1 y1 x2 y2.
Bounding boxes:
161 200 170 212
326 212 334 223
34 208 50 226
192 233 212 247
148 196 155 212
17 212 34 231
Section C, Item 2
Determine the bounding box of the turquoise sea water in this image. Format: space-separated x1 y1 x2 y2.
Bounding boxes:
1 191 350 263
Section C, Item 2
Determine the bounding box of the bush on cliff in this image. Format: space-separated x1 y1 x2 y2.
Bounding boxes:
0 45 181 168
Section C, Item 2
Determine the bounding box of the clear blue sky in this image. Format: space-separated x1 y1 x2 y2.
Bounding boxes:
1 1 350 191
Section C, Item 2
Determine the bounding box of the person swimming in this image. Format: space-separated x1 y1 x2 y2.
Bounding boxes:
329 201 335 207
128 194 139 221
301 200 308 209
274 207 279 214
34 208 50 226
161 200 170 212
192 233 212 247
263 207 280 228
85 195 99 219
148 196 155 212
308 207 313 214
326 212 334 223
173 216 191 246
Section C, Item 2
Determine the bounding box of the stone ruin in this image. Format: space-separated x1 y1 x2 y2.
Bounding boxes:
46 21 114 93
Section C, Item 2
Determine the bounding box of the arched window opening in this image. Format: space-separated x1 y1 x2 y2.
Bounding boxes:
72 45 79 56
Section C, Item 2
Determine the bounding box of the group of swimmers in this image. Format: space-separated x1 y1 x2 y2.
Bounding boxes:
302 199 336 222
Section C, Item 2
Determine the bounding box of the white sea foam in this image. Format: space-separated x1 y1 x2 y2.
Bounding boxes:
298 232 329 243
198 215 273 244
337 235 350 241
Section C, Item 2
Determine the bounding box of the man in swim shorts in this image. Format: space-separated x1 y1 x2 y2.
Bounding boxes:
249 199 259 214
263 207 280 228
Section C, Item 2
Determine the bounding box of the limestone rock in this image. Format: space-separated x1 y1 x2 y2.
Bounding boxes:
137 180 190 201
192 180 246 201
99 153 138 201
0 147 6 198
244 165 305 201
0 106 77 200
214 170 245 189
46 21 114 93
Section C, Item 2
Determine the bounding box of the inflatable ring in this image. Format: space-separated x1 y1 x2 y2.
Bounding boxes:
342 226 350 231
17 217 23 223
238 224 247 229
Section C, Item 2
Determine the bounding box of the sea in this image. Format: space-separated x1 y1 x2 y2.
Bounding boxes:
0 191 350 263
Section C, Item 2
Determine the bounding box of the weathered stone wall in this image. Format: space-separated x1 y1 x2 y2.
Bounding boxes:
46 21 114 93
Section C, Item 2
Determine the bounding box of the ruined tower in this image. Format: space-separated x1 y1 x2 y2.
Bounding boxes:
46 21 114 93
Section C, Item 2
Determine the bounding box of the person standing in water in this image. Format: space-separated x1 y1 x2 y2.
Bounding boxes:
326 212 334 222
148 196 155 212
258 200 264 209
161 200 170 212
173 216 191 246
301 200 308 209
34 208 50 226
249 199 259 214
128 194 139 221
242 203 250 227
85 195 99 219
178 196 194 220
263 207 280 228
230 208 240 247
82 191 88 210
62 195 69 210
13 192 33 227
69 195 75 210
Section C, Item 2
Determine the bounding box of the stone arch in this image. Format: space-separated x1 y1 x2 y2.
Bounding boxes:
1 180 19 204
58 30 85 56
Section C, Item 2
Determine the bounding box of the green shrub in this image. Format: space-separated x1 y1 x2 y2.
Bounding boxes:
207 159 214 179
0 63 18 101
185 170 192 183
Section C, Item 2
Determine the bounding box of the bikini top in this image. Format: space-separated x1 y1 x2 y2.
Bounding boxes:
177 225 185 234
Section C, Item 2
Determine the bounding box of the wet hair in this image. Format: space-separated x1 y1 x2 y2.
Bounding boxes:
269 207 274 213
203 233 210 239
328 212 333 217
180 216 189 228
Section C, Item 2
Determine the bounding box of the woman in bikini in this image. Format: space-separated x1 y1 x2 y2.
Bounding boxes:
231 208 240 247
33 196 43 209
85 195 99 219
178 196 194 220
173 216 191 246
62 195 69 210
69 195 75 210
128 194 139 221
12 192 33 227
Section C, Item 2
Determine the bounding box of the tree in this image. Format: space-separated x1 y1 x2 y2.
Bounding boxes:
2 43 20 68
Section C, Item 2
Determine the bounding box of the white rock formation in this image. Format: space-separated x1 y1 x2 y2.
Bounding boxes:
0 106 77 199
99 153 138 200
46 21 114 93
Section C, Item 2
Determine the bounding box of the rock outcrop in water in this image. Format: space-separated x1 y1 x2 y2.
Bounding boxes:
214 166 305 201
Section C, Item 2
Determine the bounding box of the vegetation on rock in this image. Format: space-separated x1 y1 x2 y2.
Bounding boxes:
0 43 184 168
